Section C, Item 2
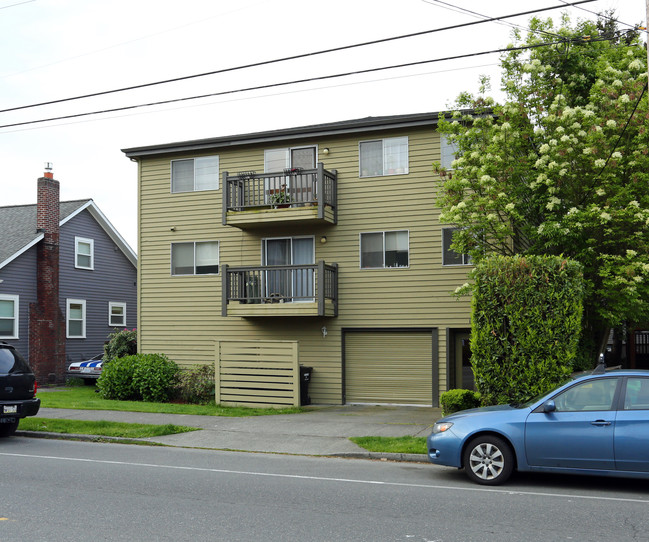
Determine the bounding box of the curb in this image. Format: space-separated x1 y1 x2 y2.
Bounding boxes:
16 431 430 462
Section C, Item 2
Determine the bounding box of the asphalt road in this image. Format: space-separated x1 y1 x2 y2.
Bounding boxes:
1 437 648 542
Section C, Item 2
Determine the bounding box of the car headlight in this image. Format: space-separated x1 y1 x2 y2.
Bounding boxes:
432 422 454 434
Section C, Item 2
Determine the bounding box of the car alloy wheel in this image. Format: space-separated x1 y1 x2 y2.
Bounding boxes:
463 435 514 485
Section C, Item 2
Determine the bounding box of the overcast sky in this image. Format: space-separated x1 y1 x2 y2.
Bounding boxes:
0 0 644 251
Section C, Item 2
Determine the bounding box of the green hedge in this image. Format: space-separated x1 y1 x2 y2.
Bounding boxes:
97 353 178 402
471 255 583 405
440 389 481 416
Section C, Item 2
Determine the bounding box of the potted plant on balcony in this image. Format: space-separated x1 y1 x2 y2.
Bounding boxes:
269 191 293 208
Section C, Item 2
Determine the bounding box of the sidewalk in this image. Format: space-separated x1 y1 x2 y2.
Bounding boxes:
19 404 441 462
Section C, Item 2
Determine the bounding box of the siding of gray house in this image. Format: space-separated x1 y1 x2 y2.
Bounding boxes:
59 209 137 363
0 246 37 357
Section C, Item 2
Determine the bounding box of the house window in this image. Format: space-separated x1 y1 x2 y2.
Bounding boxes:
442 227 472 266
171 241 219 275
67 299 86 338
360 231 409 269
171 156 219 193
75 237 94 270
359 137 408 177
109 302 126 327
0 295 19 339
440 134 459 170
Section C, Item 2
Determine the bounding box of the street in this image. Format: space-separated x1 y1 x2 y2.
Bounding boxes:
1 437 648 542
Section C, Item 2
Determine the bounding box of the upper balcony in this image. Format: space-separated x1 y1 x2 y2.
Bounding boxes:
222 163 337 228
222 261 338 318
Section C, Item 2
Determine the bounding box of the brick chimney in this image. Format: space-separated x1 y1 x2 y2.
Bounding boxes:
29 163 66 384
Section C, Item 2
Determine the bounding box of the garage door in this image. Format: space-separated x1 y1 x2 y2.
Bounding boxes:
344 331 434 405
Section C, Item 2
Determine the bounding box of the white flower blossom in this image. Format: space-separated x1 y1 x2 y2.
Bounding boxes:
559 169 567 176
546 196 561 210
501 122 511 130
627 249 638 258
629 200 640 208
505 203 515 211
629 59 643 71
606 119 617 128
612 151 622 159
619 94 631 103
561 135 570 142
539 144 550 154
601 212 612 221
594 159 606 168
596 188 606 196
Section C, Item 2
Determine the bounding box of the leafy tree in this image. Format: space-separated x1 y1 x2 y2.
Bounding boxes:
436 13 649 367
104 328 137 362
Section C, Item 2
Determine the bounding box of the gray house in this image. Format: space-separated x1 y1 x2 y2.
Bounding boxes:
0 167 137 383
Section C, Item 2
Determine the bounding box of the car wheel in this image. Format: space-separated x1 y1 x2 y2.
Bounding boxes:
83 379 96 386
463 435 514 485
0 419 19 438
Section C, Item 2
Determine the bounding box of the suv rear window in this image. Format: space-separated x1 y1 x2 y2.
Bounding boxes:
0 347 31 374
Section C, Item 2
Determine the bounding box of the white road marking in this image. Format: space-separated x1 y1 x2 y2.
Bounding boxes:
1 451 648 505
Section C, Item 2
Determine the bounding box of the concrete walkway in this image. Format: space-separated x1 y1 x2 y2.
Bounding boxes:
20 404 442 461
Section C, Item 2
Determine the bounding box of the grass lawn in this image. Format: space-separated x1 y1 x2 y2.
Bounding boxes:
349 436 427 455
38 386 304 417
19 417 197 438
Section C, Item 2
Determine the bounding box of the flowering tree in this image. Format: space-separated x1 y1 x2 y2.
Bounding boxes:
437 14 649 367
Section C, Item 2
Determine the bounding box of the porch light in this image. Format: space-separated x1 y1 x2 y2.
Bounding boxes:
321 326 328 338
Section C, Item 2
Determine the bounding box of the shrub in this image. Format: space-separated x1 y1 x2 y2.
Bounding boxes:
104 328 137 362
470 255 584 405
173 365 215 404
440 389 481 416
97 353 179 402
132 354 179 403
96 355 139 400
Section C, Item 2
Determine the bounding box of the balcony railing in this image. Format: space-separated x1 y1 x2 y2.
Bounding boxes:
222 261 338 317
222 163 337 225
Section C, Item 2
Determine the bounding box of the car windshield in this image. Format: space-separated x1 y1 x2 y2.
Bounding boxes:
516 376 575 408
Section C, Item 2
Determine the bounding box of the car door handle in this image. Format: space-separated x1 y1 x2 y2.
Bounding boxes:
591 420 612 426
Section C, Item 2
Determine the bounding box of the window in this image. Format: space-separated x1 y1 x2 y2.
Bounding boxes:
442 228 471 266
171 241 219 275
624 378 649 410
0 295 19 339
67 299 86 338
360 231 409 269
171 156 219 193
109 302 126 327
75 237 94 269
359 137 408 177
440 134 459 170
553 378 619 412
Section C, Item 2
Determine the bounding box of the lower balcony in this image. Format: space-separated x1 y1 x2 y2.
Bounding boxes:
222 261 338 317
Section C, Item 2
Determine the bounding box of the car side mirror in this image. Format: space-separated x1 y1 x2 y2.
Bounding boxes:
543 400 556 413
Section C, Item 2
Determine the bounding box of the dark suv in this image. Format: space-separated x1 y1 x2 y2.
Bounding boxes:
0 342 40 437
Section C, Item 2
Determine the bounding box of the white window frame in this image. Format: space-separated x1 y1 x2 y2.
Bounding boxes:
359 230 410 269
66 299 86 339
171 241 220 276
75 237 94 270
359 136 408 177
109 302 127 327
442 227 472 266
171 155 220 193
0 294 19 340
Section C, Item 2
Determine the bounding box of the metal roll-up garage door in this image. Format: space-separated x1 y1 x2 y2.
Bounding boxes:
344 330 434 405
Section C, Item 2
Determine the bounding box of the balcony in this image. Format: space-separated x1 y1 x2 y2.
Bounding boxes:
222 163 337 228
222 261 338 317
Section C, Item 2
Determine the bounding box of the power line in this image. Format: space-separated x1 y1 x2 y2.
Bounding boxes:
0 0 596 115
0 34 623 130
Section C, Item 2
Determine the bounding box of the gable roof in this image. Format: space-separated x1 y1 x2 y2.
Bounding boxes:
122 112 444 158
0 199 137 270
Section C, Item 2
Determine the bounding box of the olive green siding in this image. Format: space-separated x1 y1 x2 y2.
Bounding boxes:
136 123 471 405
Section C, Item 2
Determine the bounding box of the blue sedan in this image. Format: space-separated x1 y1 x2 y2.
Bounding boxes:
427 369 649 485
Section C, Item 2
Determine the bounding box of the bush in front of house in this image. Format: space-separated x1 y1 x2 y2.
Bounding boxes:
440 389 481 416
173 365 215 404
97 353 179 402
104 328 137 362
132 354 179 403
97 355 138 400
471 254 584 406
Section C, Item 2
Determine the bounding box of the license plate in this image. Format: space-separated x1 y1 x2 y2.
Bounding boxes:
82 367 93 373
3 405 17 414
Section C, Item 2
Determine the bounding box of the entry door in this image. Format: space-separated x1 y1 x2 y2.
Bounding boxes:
265 147 316 202
525 377 620 470
263 237 314 301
